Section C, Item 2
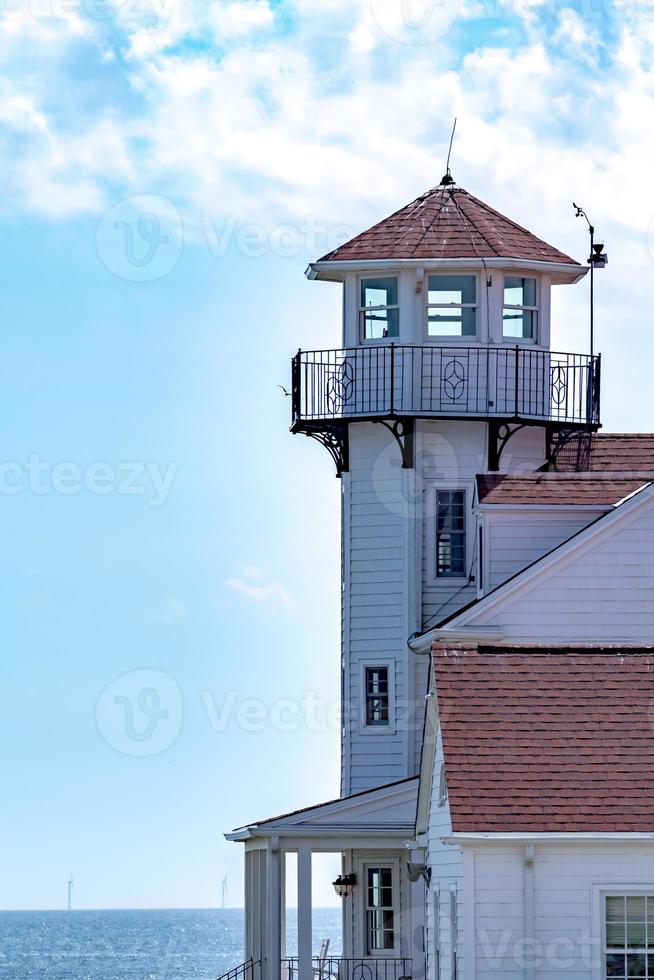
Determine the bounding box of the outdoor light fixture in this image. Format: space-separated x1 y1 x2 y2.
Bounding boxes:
332 873 357 898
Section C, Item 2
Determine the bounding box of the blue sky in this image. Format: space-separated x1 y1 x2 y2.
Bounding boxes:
1 0 654 911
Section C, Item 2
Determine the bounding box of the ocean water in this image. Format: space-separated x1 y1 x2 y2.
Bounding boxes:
0 908 342 980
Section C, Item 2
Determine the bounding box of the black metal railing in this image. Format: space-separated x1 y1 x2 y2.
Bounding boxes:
282 957 411 980
291 345 600 429
217 959 261 980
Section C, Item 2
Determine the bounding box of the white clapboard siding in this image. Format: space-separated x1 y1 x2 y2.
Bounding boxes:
469 843 654 980
426 725 463 980
484 508 605 591
343 423 412 794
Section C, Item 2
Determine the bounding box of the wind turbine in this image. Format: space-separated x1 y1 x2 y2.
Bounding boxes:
67 877 74 911
221 876 228 909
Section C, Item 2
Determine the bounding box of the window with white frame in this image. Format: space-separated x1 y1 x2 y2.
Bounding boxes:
436 489 466 578
503 276 537 340
427 274 477 338
360 277 399 340
605 895 654 978
366 867 395 952
364 666 390 727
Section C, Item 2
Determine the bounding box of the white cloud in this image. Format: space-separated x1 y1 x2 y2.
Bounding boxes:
149 595 189 624
225 569 294 613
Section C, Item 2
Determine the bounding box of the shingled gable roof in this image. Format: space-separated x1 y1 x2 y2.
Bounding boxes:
434 643 654 833
317 185 581 266
476 473 648 507
547 432 654 473
425 480 654 634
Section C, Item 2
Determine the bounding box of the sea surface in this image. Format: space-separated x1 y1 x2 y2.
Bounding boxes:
0 908 342 980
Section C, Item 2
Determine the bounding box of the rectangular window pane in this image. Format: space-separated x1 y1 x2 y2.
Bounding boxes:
362 307 399 340
626 953 646 976
503 308 535 339
428 275 476 305
365 667 389 727
504 276 536 307
606 953 626 977
436 490 466 577
608 898 627 923
362 277 398 308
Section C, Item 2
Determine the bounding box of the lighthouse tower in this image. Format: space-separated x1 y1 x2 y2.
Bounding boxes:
227 177 599 980
294 177 598 796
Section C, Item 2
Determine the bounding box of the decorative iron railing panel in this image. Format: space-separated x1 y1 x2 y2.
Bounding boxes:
282 956 411 980
291 345 600 429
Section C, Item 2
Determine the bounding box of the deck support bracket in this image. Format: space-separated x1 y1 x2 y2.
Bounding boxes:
545 426 593 471
488 421 528 472
377 418 415 470
302 423 349 478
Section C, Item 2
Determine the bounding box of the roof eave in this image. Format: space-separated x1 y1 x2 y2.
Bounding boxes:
306 257 587 285
444 832 654 845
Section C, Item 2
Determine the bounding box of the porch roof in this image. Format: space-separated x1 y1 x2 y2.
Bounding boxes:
225 776 419 842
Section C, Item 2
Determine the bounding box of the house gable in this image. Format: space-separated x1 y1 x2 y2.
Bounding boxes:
442 482 654 641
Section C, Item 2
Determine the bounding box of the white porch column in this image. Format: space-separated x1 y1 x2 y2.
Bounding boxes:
297 846 313 980
266 837 282 980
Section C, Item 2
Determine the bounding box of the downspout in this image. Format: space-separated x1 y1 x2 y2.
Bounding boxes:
524 845 535 980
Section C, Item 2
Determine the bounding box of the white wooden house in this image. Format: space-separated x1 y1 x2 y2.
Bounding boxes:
225 177 654 980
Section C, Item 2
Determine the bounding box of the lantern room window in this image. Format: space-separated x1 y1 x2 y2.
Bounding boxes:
360 277 399 340
427 274 477 338
503 276 537 340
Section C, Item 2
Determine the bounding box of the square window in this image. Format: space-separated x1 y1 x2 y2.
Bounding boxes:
427 274 477 338
360 278 399 340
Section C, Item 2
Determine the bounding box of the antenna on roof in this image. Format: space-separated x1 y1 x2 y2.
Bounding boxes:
440 118 457 187
573 202 607 360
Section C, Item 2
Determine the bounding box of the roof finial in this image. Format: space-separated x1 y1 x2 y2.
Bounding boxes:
440 117 457 186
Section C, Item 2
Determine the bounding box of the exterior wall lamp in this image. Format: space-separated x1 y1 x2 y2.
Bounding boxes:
333 873 357 898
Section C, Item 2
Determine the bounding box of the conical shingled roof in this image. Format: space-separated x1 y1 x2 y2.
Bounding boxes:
319 185 580 266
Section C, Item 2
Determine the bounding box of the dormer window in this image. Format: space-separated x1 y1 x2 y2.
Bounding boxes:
503 276 537 340
427 274 477 338
360 277 399 340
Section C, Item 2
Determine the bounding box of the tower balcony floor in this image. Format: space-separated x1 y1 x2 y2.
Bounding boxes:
291 344 601 432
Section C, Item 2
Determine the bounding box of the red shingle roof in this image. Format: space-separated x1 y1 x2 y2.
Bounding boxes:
549 433 654 473
434 644 654 833
476 474 648 506
319 186 580 265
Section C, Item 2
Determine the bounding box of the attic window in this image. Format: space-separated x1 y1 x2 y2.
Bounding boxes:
360 277 399 340
503 276 537 340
